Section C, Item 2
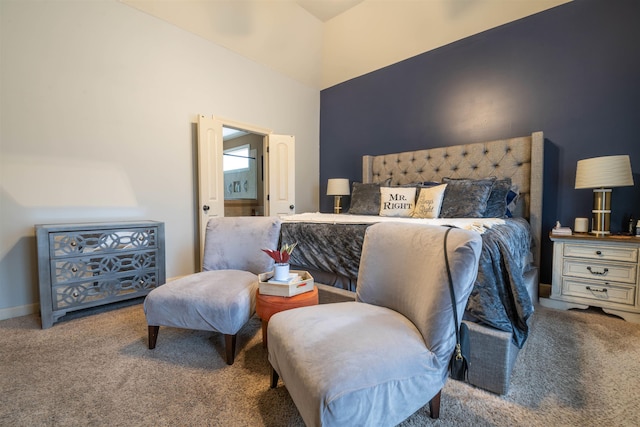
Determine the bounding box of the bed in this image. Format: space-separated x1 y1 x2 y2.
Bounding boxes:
280 131 544 395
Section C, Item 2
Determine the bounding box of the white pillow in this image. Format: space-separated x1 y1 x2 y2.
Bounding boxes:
379 187 416 217
412 184 448 219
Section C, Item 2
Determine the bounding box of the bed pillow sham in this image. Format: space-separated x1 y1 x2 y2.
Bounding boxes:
348 183 382 215
412 184 448 219
348 179 391 215
483 178 512 218
440 177 496 218
379 186 417 217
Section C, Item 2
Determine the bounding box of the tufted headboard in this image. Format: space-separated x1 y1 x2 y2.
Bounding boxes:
362 131 544 268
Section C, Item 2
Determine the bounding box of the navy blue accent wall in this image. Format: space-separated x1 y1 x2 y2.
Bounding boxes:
320 0 640 285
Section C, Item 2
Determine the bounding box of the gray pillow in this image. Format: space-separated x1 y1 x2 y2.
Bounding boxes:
483 178 512 218
348 182 383 215
440 177 496 218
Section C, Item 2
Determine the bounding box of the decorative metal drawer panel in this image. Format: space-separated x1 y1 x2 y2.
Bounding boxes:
561 278 635 306
50 228 158 257
562 259 636 285
36 221 166 328
563 243 638 263
52 272 159 310
51 250 158 285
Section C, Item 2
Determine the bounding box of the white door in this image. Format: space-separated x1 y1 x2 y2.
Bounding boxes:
196 116 296 259
196 115 224 263
266 134 295 216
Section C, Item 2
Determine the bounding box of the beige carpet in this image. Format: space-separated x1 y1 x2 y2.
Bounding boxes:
1 302 639 427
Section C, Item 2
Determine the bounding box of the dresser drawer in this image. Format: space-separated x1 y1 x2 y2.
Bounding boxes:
49 228 159 258
50 250 159 285
562 259 637 285
562 278 635 306
52 272 160 310
563 243 638 263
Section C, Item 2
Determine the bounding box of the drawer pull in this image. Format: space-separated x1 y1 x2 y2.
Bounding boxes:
71 267 78 273
587 266 608 276
586 286 607 293
595 250 602 255
70 241 77 247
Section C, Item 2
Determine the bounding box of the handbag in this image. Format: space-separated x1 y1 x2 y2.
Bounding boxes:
443 227 470 381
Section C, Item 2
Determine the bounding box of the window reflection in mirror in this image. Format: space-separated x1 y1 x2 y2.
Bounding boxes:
223 127 264 216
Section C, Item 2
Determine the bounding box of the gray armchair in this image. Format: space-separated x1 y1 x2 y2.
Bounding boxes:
144 216 281 365
267 223 482 426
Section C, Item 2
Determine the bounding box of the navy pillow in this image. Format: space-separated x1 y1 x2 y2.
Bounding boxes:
505 185 520 218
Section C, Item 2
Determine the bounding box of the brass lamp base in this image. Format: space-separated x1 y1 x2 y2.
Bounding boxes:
591 188 611 235
333 195 343 214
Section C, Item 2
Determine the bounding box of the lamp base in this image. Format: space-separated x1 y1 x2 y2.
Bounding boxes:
333 195 343 214
590 188 611 235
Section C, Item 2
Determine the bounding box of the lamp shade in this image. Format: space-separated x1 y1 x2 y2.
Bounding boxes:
327 178 350 196
575 155 634 189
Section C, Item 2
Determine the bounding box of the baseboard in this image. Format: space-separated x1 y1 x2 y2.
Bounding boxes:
0 303 39 321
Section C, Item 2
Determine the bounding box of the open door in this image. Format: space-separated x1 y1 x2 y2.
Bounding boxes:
196 116 295 259
266 134 295 216
196 115 224 263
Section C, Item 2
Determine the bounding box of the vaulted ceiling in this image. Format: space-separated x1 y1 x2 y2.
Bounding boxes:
122 0 571 89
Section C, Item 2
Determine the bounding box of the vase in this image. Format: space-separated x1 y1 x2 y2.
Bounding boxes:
274 263 290 281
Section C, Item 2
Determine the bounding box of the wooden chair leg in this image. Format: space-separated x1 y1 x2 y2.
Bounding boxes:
148 325 159 349
429 390 441 419
270 367 279 388
224 334 236 365
261 319 268 348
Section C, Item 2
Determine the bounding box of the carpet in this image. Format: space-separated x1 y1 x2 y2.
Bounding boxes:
1 302 639 426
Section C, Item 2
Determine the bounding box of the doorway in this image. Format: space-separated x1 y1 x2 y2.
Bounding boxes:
196 115 296 260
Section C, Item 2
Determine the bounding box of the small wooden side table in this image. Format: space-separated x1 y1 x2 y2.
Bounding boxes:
255 286 319 348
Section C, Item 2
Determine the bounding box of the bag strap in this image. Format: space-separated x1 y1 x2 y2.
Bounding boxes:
443 227 463 362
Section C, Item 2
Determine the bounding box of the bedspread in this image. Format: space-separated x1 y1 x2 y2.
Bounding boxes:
280 217 533 348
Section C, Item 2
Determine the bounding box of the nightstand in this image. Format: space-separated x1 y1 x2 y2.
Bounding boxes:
540 233 640 323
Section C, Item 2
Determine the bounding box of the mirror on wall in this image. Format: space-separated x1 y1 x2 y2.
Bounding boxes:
223 126 264 216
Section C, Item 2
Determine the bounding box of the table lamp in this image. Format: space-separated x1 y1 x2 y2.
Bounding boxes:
327 178 350 214
575 155 634 235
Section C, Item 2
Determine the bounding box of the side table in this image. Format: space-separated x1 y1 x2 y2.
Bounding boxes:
255 286 319 347
540 232 640 323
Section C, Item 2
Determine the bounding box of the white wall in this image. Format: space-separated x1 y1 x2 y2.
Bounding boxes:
0 0 320 319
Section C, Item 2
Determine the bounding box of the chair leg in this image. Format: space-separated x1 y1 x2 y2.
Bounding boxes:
224 334 236 365
148 325 159 349
429 390 441 419
271 367 279 388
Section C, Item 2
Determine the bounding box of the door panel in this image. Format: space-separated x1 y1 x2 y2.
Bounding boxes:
196 115 224 264
267 134 295 216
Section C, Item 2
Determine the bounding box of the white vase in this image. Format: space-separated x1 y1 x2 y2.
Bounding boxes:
274 263 290 281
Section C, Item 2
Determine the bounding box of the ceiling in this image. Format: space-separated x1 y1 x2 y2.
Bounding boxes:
296 0 364 22
122 0 572 89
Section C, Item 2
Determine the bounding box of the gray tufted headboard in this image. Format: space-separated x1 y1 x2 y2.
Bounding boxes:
362 131 544 268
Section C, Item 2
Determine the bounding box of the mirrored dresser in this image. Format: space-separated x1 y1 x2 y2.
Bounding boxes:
35 221 166 328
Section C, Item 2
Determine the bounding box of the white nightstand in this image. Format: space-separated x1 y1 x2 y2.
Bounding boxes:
540 233 640 323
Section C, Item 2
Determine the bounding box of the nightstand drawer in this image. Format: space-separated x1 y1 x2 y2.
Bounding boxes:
562 278 635 306
562 259 637 285
563 243 638 263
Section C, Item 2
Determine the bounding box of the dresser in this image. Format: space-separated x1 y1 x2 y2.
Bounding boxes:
540 233 640 323
36 221 166 328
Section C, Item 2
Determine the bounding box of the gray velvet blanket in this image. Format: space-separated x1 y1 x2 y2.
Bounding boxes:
281 218 533 348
